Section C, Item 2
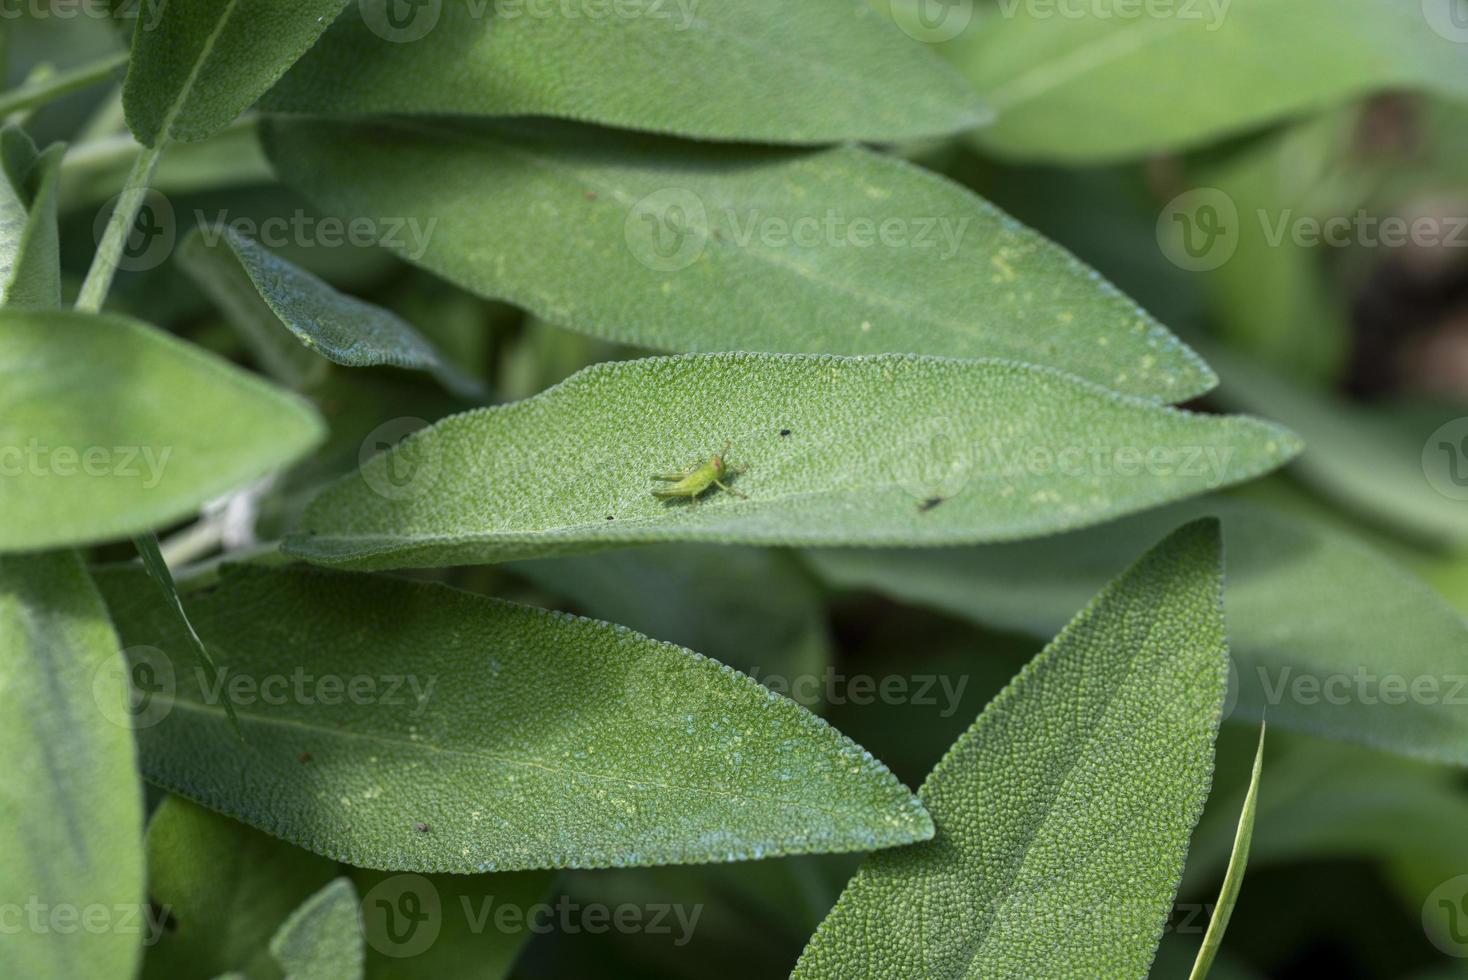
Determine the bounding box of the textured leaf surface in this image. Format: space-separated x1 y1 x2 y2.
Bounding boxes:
262 117 1212 400
1189 725 1263 980
179 226 483 397
123 0 350 145
0 309 324 551
269 879 364 980
283 352 1296 570
794 521 1230 978
0 553 144 980
0 125 63 308
263 0 986 144
806 495 1468 765
96 565 932 872
951 0 1468 162
141 797 338 980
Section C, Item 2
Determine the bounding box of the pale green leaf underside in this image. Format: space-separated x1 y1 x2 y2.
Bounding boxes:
805 495 1468 766
269 879 365 980
96 565 933 872
952 0 1468 162
263 0 987 144
1189 725 1264 980
0 125 64 309
261 117 1213 401
282 352 1297 570
795 520 1229 979
0 553 144 980
124 0 350 145
142 797 339 980
0 309 324 552
179 225 483 397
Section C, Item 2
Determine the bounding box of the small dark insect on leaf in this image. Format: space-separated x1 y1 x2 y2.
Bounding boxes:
919 497 946 512
298 751 313 764
779 429 791 437
414 821 430 833
606 515 615 521
584 191 597 201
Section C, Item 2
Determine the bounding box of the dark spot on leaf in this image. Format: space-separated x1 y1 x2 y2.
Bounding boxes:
414 821 430 833
606 515 615 521
584 191 597 201
779 429 791 437
298 751 312 764
919 497 945 512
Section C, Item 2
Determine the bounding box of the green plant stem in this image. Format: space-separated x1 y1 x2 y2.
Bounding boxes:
74 139 165 313
0 51 129 118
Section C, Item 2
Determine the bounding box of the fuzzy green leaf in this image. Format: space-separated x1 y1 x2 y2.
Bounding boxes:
269 879 364 980
95 564 933 872
0 309 325 551
794 520 1230 978
805 495 1468 765
178 225 484 397
0 552 145 980
141 797 339 980
263 0 986 145
123 0 351 145
282 352 1297 570
262 117 1214 401
0 125 64 308
950 0 1468 162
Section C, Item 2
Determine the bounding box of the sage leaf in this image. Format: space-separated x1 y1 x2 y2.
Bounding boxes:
123 0 351 146
805 495 1468 765
178 225 485 397
282 352 1298 570
261 117 1214 401
141 797 339 980
263 0 987 145
0 552 145 980
95 564 933 872
269 879 364 980
0 124 64 308
0 309 325 551
950 0 1468 162
1189 724 1264 980
793 520 1230 978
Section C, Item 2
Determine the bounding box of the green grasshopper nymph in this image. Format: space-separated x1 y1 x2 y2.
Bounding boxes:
650 444 748 503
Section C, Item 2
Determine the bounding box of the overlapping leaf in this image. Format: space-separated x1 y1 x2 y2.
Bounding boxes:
263 0 986 144
0 309 324 551
96 564 933 872
123 0 350 145
282 351 1296 570
805 495 1468 765
948 0 1468 162
0 553 144 980
794 521 1230 978
179 225 484 396
262 117 1214 400
0 124 64 308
